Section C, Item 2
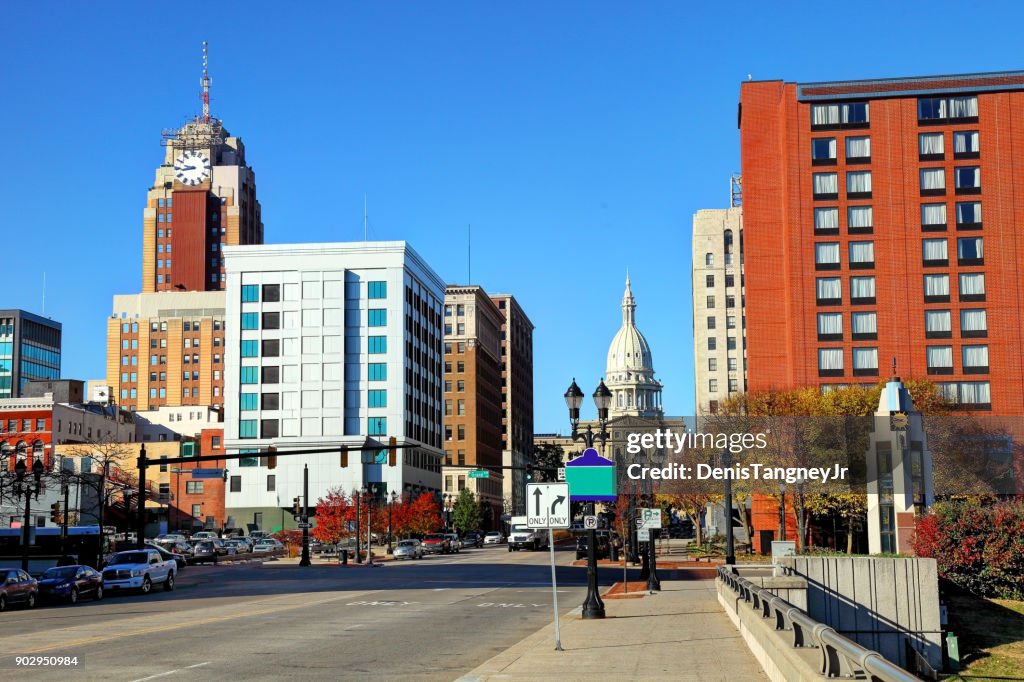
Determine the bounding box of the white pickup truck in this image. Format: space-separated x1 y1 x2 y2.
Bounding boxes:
508 516 549 551
102 549 176 594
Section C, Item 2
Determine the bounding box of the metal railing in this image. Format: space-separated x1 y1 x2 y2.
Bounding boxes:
717 566 921 682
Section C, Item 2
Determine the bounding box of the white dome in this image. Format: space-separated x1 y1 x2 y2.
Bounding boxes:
606 276 655 375
604 275 663 418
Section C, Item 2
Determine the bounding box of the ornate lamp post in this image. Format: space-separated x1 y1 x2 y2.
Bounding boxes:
564 378 612 620
14 456 45 571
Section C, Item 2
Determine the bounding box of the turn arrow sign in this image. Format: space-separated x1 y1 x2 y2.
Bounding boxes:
551 495 566 514
533 487 543 516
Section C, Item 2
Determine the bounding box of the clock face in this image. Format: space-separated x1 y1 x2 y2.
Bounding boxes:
174 150 211 186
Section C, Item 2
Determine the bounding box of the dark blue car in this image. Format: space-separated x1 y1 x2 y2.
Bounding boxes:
37 565 104 604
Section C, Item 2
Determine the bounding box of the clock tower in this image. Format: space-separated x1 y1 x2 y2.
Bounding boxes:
141 42 263 293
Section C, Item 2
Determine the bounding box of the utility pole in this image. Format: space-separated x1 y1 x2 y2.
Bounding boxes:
299 464 311 567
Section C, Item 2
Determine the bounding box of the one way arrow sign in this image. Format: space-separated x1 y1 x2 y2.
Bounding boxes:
526 483 571 529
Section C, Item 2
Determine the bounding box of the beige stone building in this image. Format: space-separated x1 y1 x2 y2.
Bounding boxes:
692 208 746 416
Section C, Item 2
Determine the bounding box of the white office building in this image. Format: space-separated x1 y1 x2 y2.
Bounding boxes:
222 241 445 529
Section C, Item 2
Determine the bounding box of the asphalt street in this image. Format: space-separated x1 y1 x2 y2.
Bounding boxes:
0 544 593 681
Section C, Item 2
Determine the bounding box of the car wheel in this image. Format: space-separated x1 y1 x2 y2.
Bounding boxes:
95 585 103 601
140 576 152 594
27 592 36 609
0 595 6 612
164 573 175 591
69 588 79 604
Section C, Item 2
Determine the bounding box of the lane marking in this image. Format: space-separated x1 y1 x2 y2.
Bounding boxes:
131 661 210 682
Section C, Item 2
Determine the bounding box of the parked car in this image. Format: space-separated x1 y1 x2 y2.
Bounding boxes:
463 531 484 548
190 541 218 564
252 538 284 553
392 539 424 560
146 542 187 571
192 531 218 541
484 531 505 545
37 565 103 604
155 533 187 543
421 534 451 554
101 549 175 594
0 569 38 611
225 539 250 554
443 533 462 553
576 531 614 561
248 531 270 543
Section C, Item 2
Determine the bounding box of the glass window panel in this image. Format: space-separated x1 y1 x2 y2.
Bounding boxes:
848 206 873 228
920 168 945 190
818 348 843 370
921 203 946 226
925 310 951 332
851 312 877 334
919 133 944 155
815 242 840 264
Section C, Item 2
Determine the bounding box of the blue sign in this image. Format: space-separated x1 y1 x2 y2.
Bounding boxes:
191 468 224 479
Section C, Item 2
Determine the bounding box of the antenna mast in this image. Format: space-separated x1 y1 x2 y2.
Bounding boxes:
201 41 211 122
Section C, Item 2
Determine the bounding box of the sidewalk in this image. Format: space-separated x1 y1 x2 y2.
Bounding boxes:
456 579 767 682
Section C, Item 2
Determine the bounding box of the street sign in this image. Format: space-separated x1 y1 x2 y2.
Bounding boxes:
583 515 598 530
564 448 616 501
557 468 565 481
468 470 490 479
191 468 224 479
639 508 662 529
526 483 571 529
637 528 650 541
297 522 312 529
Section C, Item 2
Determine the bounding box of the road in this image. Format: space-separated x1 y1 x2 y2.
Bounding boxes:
0 544 591 681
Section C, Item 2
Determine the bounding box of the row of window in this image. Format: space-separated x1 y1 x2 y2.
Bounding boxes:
239 363 386 384
705 315 743 330
242 281 387 304
812 201 981 235
707 378 742 393
157 198 173 207
1 418 46 433
816 272 985 305
123 320 224 333
444 380 466 392
705 274 740 289
811 131 981 165
817 308 986 340
817 345 989 376
812 167 980 200
239 416 388 439
707 357 740 372
809 96 978 131
120 387 203 400
706 336 742 351
813 237 984 270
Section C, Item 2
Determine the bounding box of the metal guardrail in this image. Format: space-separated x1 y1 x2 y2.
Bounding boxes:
717 566 921 682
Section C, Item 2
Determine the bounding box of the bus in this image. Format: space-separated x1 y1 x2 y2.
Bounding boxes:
0 526 110 574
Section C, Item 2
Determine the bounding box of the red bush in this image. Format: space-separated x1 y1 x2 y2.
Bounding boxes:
912 498 1024 599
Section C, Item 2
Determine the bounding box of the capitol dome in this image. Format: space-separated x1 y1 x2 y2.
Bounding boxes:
604 276 663 418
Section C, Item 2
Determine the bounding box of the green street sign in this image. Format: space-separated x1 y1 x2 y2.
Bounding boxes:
468 470 490 479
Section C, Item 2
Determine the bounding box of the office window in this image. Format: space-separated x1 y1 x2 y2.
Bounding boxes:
962 345 989 374
846 171 871 197
241 313 259 330
706 274 714 288
919 132 944 159
811 138 837 164
240 340 259 358
706 295 716 308
229 476 241 493
851 312 877 340
959 381 991 407
922 238 948 266
444 399 453 416
261 393 280 410
707 338 716 350
960 309 987 338
852 347 878 376
959 273 986 301
457 399 465 416
240 366 259 384
920 168 945 195
261 366 279 384
728 378 739 393
726 296 735 309
239 420 257 438
708 379 718 392
240 393 258 411
262 312 280 330
818 348 844 376
921 203 947 229
725 274 735 288
817 312 843 341
811 102 869 127
923 274 950 303
726 315 736 329
262 339 280 357
705 253 714 267
368 389 387 408
957 237 984 265
848 241 874 268
954 167 981 193
953 131 980 158
812 172 838 199
814 207 839 234
261 419 278 438
368 336 387 354
956 202 982 228
850 276 875 304
368 363 387 381
816 277 841 305
927 346 954 374
847 206 872 233
924 310 952 339
727 357 737 371
457 425 465 440
706 316 716 330
368 281 387 299
814 242 840 270
457 361 465 372
726 337 737 350
241 285 259 303
262 284 281 302
266 475 276 492
918 95 978 122
708 358 717 371
368 309 387 326
186 481 205 494
846 136 870 161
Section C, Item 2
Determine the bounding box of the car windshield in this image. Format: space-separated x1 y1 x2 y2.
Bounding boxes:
424 535 444 541
486 532 499 536
397 540 416 547
43 567 78 580
111 552 149 565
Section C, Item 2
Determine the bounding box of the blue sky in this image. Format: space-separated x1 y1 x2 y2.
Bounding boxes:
1 1 1019 433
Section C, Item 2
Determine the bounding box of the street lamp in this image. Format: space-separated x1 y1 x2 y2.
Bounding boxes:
564 377 611 620
353 487 364 564
722 448 736 566
387 491 397 554
778 482 787 543
14 456 45 571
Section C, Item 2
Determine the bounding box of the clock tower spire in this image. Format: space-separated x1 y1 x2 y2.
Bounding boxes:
201 40 211 122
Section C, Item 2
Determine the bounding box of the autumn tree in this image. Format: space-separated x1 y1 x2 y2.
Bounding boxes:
312 487 354 544
405 492 441 536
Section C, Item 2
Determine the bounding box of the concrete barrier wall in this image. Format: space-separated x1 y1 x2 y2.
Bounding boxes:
778 557 941 670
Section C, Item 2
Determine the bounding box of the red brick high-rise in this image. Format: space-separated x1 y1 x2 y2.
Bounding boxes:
740 71 1024 415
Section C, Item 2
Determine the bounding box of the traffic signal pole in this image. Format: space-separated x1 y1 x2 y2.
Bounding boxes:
299 464 311 567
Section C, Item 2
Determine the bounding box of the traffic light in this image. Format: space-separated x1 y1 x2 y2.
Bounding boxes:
388 436 397 467
293 497 301 515
50 502 61 524
267 445 277 470
340 448 349 467
525 463 533 481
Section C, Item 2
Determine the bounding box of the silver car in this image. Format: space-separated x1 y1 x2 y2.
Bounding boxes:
392 539 423 560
